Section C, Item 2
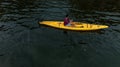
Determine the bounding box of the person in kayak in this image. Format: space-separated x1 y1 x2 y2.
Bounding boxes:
64 15 74 26
64 15 71 26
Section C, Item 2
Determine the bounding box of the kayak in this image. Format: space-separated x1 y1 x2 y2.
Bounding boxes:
39 21 109 31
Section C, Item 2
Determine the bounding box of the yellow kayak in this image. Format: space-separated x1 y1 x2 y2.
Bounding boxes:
39 21 109 31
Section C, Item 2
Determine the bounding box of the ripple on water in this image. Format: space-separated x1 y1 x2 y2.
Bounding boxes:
0 0 120 67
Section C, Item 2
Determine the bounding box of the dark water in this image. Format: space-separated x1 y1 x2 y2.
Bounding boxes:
0 0 120 67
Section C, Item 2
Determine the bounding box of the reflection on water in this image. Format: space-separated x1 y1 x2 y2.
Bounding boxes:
0 0 120 67
70 0 120 12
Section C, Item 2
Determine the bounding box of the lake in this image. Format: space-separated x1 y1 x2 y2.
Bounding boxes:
0 0 120 67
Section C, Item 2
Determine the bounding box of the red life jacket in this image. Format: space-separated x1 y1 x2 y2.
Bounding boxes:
64 17 70 26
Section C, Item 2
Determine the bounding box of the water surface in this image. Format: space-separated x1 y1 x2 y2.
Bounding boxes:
0 0 120 67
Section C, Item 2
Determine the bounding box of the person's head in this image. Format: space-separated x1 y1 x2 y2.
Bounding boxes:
66 14 68 17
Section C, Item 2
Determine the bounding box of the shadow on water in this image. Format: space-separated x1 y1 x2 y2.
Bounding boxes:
0 0 120 67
